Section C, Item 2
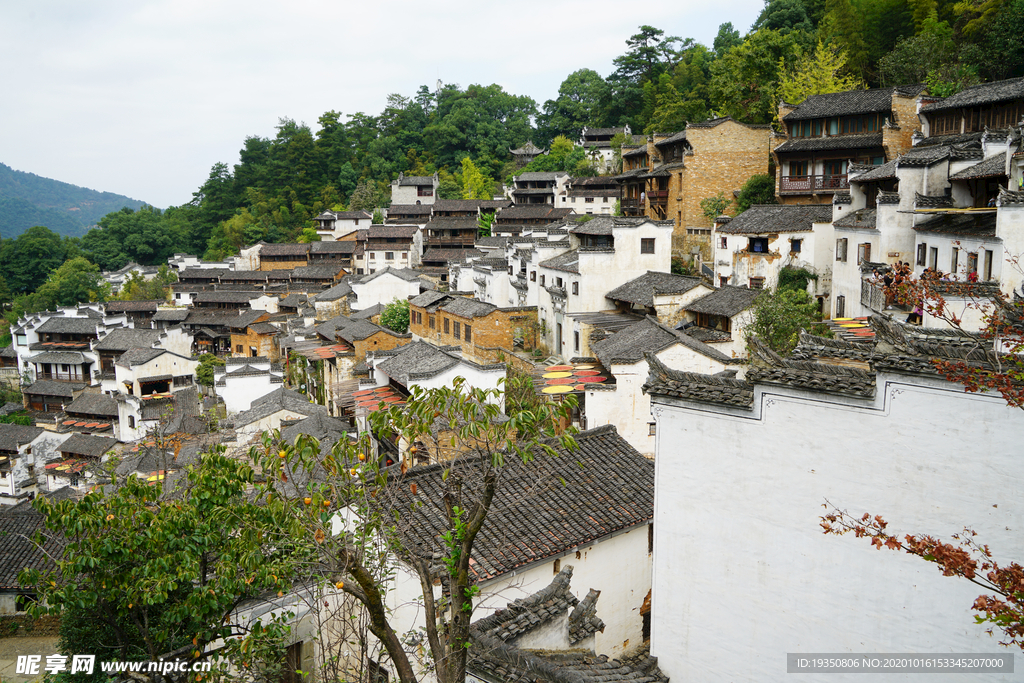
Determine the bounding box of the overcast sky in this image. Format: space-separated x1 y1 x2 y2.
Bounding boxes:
3 0 764 209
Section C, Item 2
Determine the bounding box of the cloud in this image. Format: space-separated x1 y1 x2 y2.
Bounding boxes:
1 0 763 209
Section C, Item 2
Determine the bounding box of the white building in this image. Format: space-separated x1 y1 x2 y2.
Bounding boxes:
314 210 373 241
349 267 422 311
214 357 285 414
389 173 439 206
645 318 1024 682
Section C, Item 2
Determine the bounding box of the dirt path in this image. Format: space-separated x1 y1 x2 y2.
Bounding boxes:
0 636 58 683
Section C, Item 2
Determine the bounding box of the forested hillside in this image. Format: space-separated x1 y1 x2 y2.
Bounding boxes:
0 162 146 238
2 0 1023 312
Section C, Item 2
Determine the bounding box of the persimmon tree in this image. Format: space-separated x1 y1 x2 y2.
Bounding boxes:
22 448 307 679
249 374 578 683
821 504 1024 650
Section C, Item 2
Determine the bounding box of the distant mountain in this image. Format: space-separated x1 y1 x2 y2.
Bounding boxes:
0 162 148 239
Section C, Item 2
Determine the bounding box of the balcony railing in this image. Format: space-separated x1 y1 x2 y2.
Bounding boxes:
648 190 669 202
780 174 849 194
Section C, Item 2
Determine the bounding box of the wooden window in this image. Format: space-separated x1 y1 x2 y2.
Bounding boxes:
968 252 978 275
719 236 727 249
453 322 460 340
641 238 656 254
929 247 938 270
917 243 927 266
836 238 848 262
530 271 536 282
789 160 809 178
385 252 394 260
540 275 545 286
749 277 765 289
857 243 871 264
572 282 578 295
556 277 563 288
951 248 959 275
985 250 994 281
444 318 449 334
648 422 657 436
719 276 728 287
370 252 375 259
835 294 845 318
402 252 408 260
429 315 435 330
464 325 471 342
236 345 243 353
748 237 769 253
574 330 580 351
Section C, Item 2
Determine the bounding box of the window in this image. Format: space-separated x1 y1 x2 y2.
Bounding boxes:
465 325 471 342
951 248 959 275
836 238 848 262
749 277 765 289
540 275 545 286
641 238 656 254
250 346 258 357
530 271 536 282
603 197 608 203
357 268 364 275
574 330 580 352
429 315 435 329
556 277 563 288
585 197 594 203
791 239 802 253
370 252 375 259
385 252 394 260
572 282 578 295
968 252 979 276
857 242 871 264
789 160 808 177
720 276 729 287
929 247 938 270
917 243 927 266
444 318 449 334
418 186 433 197
236 345 243 353
453 322 461 340
648 422 657 436
719 236 727 249
984 249 994 281
835 294 845 318
129 415 135 429
748 237 769 253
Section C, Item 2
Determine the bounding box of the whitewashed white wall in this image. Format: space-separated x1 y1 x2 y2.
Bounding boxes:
649 372 1024 683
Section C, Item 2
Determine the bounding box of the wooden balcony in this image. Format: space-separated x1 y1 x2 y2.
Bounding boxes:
779 174 849 194
648 190 669 204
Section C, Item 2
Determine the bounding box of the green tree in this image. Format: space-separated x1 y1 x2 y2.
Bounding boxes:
247 374 579 683
82 205 188 271
477 212 496 238
32 257 108 309
195 353 224 387
22 449 300 671
379 298 410 333
297 227 322 243
736 174 779 213
754 0 815 33
114 266 177 302
747 285 824 354
713 22 743 57
0 225 68 293
460 157 494 200
777 41 865 107
710 29 808 124
700 191 733 223
536 69 609 145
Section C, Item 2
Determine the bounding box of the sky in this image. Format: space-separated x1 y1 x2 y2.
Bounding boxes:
2 0 764 210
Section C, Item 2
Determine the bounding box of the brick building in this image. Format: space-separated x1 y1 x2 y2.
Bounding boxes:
258 243 310 271
616 118 773 259
230 321 284 362
408 291 538 363
773 85 927 206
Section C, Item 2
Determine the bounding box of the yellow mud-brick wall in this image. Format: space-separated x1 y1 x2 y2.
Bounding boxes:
777 194 826 206
259 258 308 272
230 329 281 362
672 121 772 254
353 330 411 360
883 91 925 160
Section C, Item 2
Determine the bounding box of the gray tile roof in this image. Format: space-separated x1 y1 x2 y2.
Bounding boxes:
26 351 87 365
384 424 652 581
0 424 44 452
0 511 65 590
783 87 897 121
314 280 354 302
851 159 898 182
515 172 566 181
606 271 705 307
35 316 101 335
539 249 580 274
949 153 1007 180
103 300 163 312
376 341 460 381
65 392 118 417
409 290 450 310
686 286 761 317
193 290 261 303
310 240 358 253
291 264 344 280
440 296 497 320
791 331 874 363
397 175 435 186
358 266 421 284
59 433 118 457
920 76 1024 113
233 387 328 427
115 347 167 368
913 212 997 236
593 317 732 367
94 327 164 351
386 204 433 215
643 352 754 407
717 204 832 235
260 243 310 257
23 380 85 398
367 224 419 239
0 345 15 359
834 208 878 230
495 206 575 222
